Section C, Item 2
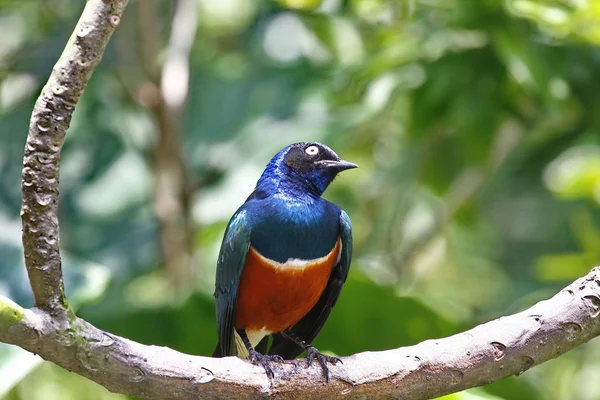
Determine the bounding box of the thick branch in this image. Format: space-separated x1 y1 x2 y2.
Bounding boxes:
20 0 129 312
2 267 600 399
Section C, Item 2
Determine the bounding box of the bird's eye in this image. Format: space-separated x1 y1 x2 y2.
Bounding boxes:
305 145 320 157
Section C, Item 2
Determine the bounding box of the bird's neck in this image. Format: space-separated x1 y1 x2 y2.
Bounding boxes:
256 177 321 201
255 166 329 200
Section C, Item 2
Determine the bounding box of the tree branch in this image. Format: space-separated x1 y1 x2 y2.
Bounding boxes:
137 0 198 288
20 0 129 312
9 1 600 399
1 267 600 399
151 0 198 288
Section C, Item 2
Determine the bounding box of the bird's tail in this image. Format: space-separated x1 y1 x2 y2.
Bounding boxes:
268 333 303 360
212 342 225 357
213 336 270 358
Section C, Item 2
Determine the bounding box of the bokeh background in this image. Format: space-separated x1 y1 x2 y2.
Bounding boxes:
1 0 600 399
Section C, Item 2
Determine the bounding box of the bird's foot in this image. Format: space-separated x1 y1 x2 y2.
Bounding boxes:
304 346 342 382
248 349 284 379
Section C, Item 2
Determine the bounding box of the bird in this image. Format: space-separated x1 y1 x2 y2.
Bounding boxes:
213 141 357 380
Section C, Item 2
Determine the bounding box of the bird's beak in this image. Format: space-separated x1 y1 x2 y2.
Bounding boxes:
318 159 359 171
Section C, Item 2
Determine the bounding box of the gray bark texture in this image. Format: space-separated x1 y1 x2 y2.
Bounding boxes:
20 0 129 313
1 269 600 399
3 0 600 399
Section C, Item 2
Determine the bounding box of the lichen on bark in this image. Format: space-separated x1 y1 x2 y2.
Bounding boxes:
0 298 25 332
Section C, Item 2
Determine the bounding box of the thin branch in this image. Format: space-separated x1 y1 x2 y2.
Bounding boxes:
391 120 524 274
20 0 129 312
138 0 198 288
1 267 600 399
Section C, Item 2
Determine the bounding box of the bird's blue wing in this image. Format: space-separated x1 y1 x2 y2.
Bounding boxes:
269 209 353 358
338 210 353 281
213 208 252 357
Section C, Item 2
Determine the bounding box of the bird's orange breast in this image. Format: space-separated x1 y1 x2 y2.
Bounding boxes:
234 237 341 333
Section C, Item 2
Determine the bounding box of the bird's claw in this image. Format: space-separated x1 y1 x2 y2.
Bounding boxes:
248 350 282 379
304 346 342 381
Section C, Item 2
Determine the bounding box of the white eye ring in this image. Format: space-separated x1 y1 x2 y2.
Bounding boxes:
305 145 319 156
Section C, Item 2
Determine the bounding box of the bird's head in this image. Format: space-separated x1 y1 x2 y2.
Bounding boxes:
257 142 358 198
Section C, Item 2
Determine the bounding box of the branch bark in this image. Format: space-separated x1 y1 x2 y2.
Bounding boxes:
1 268 600 399
20 0 129 312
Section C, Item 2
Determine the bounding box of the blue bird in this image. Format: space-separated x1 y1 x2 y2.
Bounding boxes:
213 142 357 380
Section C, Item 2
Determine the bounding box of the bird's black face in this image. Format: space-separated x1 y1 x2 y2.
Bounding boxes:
284 142 357 174
282 142 358 195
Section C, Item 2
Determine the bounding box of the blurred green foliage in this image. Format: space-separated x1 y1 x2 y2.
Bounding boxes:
1 0 599 398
